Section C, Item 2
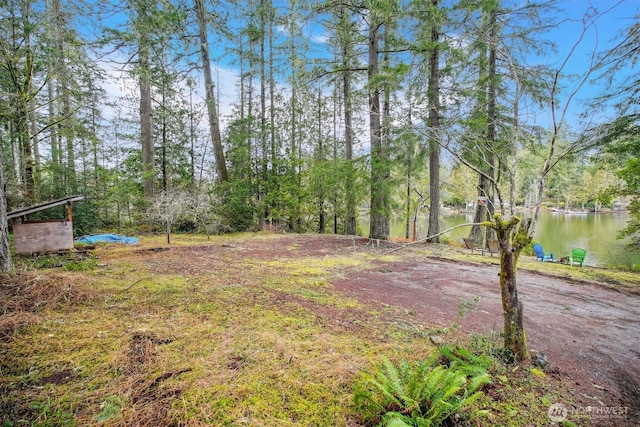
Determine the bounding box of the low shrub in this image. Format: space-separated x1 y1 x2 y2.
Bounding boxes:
354 346 492 426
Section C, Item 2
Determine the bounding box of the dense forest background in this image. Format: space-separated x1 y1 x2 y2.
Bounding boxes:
1 0 639 246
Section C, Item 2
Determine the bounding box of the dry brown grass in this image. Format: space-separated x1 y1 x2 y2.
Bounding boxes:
0 233 603 426
0 270 101 340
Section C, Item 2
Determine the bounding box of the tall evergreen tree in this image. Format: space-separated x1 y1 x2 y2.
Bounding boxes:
195 0 228 183
595 17 640 247
426 0 442 242
0 0 42 200
129 0 156 198
335 3 359 235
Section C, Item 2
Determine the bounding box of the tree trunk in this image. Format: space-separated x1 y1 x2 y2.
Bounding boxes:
288 2 302 232
485 6 498 241
332 82 339 234
0 147 13 274
195 0 228 183
48 76 60 173
59 42 75 192
493 215 530 361
188 81 196 188
317 85 326 234
260 0 268 224
342 15 356 236
20 1 36 198
16 100 35 198
29 98 41 189
139 44 155 199
161 87 168 191
427 0 441 242
405 167 411 240
469 173 490 244
469 5 497 246
368 22 389 240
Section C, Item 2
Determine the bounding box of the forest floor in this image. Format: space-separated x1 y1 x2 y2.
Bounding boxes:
1 232 639 426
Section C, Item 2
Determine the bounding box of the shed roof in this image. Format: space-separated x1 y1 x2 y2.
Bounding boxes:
7 195 84 220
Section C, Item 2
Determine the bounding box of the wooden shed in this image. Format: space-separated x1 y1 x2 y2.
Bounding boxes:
7 195 84 255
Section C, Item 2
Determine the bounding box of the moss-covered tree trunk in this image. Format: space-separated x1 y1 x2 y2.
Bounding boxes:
0 147 13 274
492 214 532 361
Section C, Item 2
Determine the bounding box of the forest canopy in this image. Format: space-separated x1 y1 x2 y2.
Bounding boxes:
1 0 638 244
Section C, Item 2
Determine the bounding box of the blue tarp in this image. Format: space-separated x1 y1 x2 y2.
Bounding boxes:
76 234 138 244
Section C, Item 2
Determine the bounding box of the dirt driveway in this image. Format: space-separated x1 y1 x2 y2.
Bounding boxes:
327 243 640 425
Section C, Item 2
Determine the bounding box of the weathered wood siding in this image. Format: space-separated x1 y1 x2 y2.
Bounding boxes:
13 221 74 254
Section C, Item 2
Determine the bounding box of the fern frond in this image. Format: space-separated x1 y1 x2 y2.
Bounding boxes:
380 356 406 397
382 412 416 427
467 372 491 394
354 353 492 427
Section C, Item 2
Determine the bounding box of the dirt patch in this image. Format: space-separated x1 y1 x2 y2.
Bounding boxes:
38 368 76 385
330 253 640 426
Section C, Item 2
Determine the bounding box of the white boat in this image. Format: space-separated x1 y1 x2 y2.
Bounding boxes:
563 210 588 215
550 208 588 215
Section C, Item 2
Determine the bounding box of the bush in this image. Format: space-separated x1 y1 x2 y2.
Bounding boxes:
353 347 492 426
216 181 256 232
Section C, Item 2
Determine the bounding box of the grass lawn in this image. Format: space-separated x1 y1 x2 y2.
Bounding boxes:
3 232 635 426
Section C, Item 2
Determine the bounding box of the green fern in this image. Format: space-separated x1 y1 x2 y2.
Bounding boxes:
438 345 494 377
354 352 491 427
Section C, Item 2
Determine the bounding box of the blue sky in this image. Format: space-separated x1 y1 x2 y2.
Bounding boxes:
95 0 638 140
539 0 638 128
549 1 637 84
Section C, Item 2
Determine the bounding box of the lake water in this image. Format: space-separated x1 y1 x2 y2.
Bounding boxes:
382 210 631 267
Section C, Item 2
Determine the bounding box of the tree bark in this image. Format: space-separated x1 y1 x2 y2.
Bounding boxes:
493 215 530 361
317 85 326 234
0 147 13 274
427 0 441 243
342 7 356 235
405 165 411 240
19 1 36 198
59 32 75 191
368 22 389 240
195 0 228 183
161 86 168 191
469 5 497 246
485 6 498 242
260 0 268 223
288 2 302 232
139 44 155 198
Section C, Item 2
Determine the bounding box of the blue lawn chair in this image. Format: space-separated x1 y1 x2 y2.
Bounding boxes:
533 244 554 262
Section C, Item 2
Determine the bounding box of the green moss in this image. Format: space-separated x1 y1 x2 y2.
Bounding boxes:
18 252 99 271
1 233 593 426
